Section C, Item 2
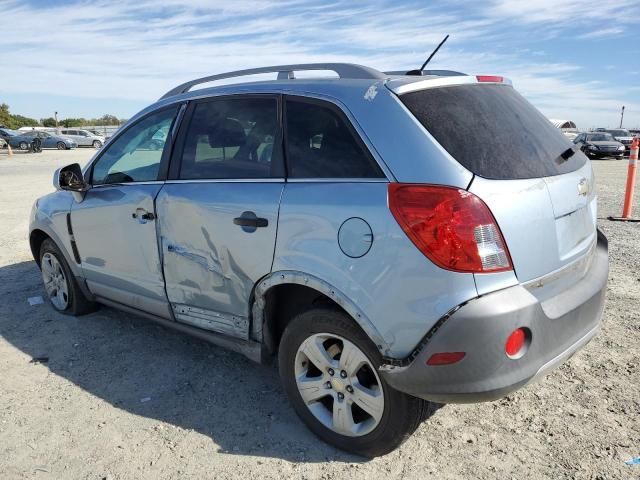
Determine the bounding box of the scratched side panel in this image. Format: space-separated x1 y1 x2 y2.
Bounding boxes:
71 185 167 306
157 182 284 335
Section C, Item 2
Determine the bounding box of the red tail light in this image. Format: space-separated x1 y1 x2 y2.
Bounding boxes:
388 184 512 273
476 75 504 83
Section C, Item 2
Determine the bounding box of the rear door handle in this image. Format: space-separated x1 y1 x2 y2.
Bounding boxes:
233 211 268 229
132 208 155 223
233 216 268 228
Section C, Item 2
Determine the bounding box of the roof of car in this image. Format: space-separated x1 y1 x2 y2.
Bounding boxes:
158 63 473 103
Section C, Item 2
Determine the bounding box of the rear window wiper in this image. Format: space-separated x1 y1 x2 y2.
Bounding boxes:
555 147 576 164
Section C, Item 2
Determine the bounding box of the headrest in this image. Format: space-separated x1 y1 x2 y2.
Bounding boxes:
208 117 246 148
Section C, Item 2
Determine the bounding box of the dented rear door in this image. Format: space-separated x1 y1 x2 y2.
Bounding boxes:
156 182 283 337
157 94 284 338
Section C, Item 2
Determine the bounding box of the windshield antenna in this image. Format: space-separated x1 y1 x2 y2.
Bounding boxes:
407 34 450 75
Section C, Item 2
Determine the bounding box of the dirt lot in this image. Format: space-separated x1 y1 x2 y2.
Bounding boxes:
0 148 638 479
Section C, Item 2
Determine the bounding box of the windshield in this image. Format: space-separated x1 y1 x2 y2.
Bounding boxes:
399 84 586 180
606 129 630 137
589 133 614 141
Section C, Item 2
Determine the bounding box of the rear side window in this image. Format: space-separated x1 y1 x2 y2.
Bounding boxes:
179 97 282 180
400 84 586 179
285 98 384 179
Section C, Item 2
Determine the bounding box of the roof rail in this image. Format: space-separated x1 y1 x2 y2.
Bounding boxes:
384 69 467 77
159 63 386 100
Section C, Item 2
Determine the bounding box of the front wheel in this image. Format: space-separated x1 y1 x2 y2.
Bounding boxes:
278 308 428 457
92 140 102 148
56 141 66 150
39 239 98 315
19 141 29 150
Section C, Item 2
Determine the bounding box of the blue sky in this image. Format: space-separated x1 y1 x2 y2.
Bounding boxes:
2 0 639 128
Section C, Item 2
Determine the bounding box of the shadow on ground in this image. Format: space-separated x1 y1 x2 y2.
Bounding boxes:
0 260 443 463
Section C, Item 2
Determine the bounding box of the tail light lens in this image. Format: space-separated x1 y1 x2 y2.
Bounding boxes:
388 184 512 273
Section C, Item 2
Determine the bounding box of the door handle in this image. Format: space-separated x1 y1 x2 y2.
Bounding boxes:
233 211 268 229
132 209 155 222
132 212 155 220
233 216 268 228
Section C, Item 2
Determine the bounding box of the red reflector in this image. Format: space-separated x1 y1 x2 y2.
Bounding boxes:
426 352 466 366
388 184 512 273
476 75 504 83
505 328 526 357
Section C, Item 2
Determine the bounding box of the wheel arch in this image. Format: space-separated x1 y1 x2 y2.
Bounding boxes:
251 271 391 357
29 228 52 267
29 226 80 276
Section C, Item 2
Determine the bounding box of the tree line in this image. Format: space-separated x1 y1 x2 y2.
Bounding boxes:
1 104 126 129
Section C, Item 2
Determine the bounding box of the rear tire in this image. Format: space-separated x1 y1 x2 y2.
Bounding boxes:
19 141 28 150
39 239 98 315
57 142 66 150
278 307 428 457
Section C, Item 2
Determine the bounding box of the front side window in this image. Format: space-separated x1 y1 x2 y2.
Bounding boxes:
178 97 281 180
92 107 177 185
285 98 384 179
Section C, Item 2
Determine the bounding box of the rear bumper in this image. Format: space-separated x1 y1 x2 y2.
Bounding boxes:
381 230 609 403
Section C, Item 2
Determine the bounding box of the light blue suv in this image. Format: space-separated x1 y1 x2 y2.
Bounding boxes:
29 64 608 457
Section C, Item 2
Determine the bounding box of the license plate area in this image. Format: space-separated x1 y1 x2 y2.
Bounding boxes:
555 204 594 261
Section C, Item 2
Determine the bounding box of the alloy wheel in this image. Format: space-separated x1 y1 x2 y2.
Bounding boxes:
294 333 384 437
41 253 69 310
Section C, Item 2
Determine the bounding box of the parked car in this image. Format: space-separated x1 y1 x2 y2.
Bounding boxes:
601 129 634 154
29 63 608 457
9 130 77 150
0 127 19 143
59 129 105 148
628 128 640 136
573 132 625 159
561 129 580 141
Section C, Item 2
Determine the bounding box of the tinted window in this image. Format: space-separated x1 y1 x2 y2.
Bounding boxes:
285 98 384 178
92 107 177 185
179 97 281 179
400 84 586 180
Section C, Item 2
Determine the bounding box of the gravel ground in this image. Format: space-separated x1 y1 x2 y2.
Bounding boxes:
0 148 638 479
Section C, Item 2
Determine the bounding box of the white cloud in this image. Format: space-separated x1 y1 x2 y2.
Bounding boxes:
1 0 638 127
578 27 625 39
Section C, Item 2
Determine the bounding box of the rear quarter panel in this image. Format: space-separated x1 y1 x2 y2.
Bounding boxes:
272 182 478 358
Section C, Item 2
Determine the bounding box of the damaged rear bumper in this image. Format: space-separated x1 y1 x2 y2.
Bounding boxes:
380 229 609 403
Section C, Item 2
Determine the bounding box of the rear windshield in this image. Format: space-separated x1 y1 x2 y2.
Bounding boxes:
400 84 586 180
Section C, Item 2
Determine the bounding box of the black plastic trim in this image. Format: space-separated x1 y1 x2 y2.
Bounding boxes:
382 302 466 367
65 213 82 264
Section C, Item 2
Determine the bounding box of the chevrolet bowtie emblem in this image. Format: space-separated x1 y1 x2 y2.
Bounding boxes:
577 178 589 196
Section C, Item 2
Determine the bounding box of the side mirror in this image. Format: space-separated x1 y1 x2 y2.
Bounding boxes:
54 163 89 192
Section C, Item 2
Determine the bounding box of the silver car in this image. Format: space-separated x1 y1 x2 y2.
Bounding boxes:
59 128 105 148
29 63 608 457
